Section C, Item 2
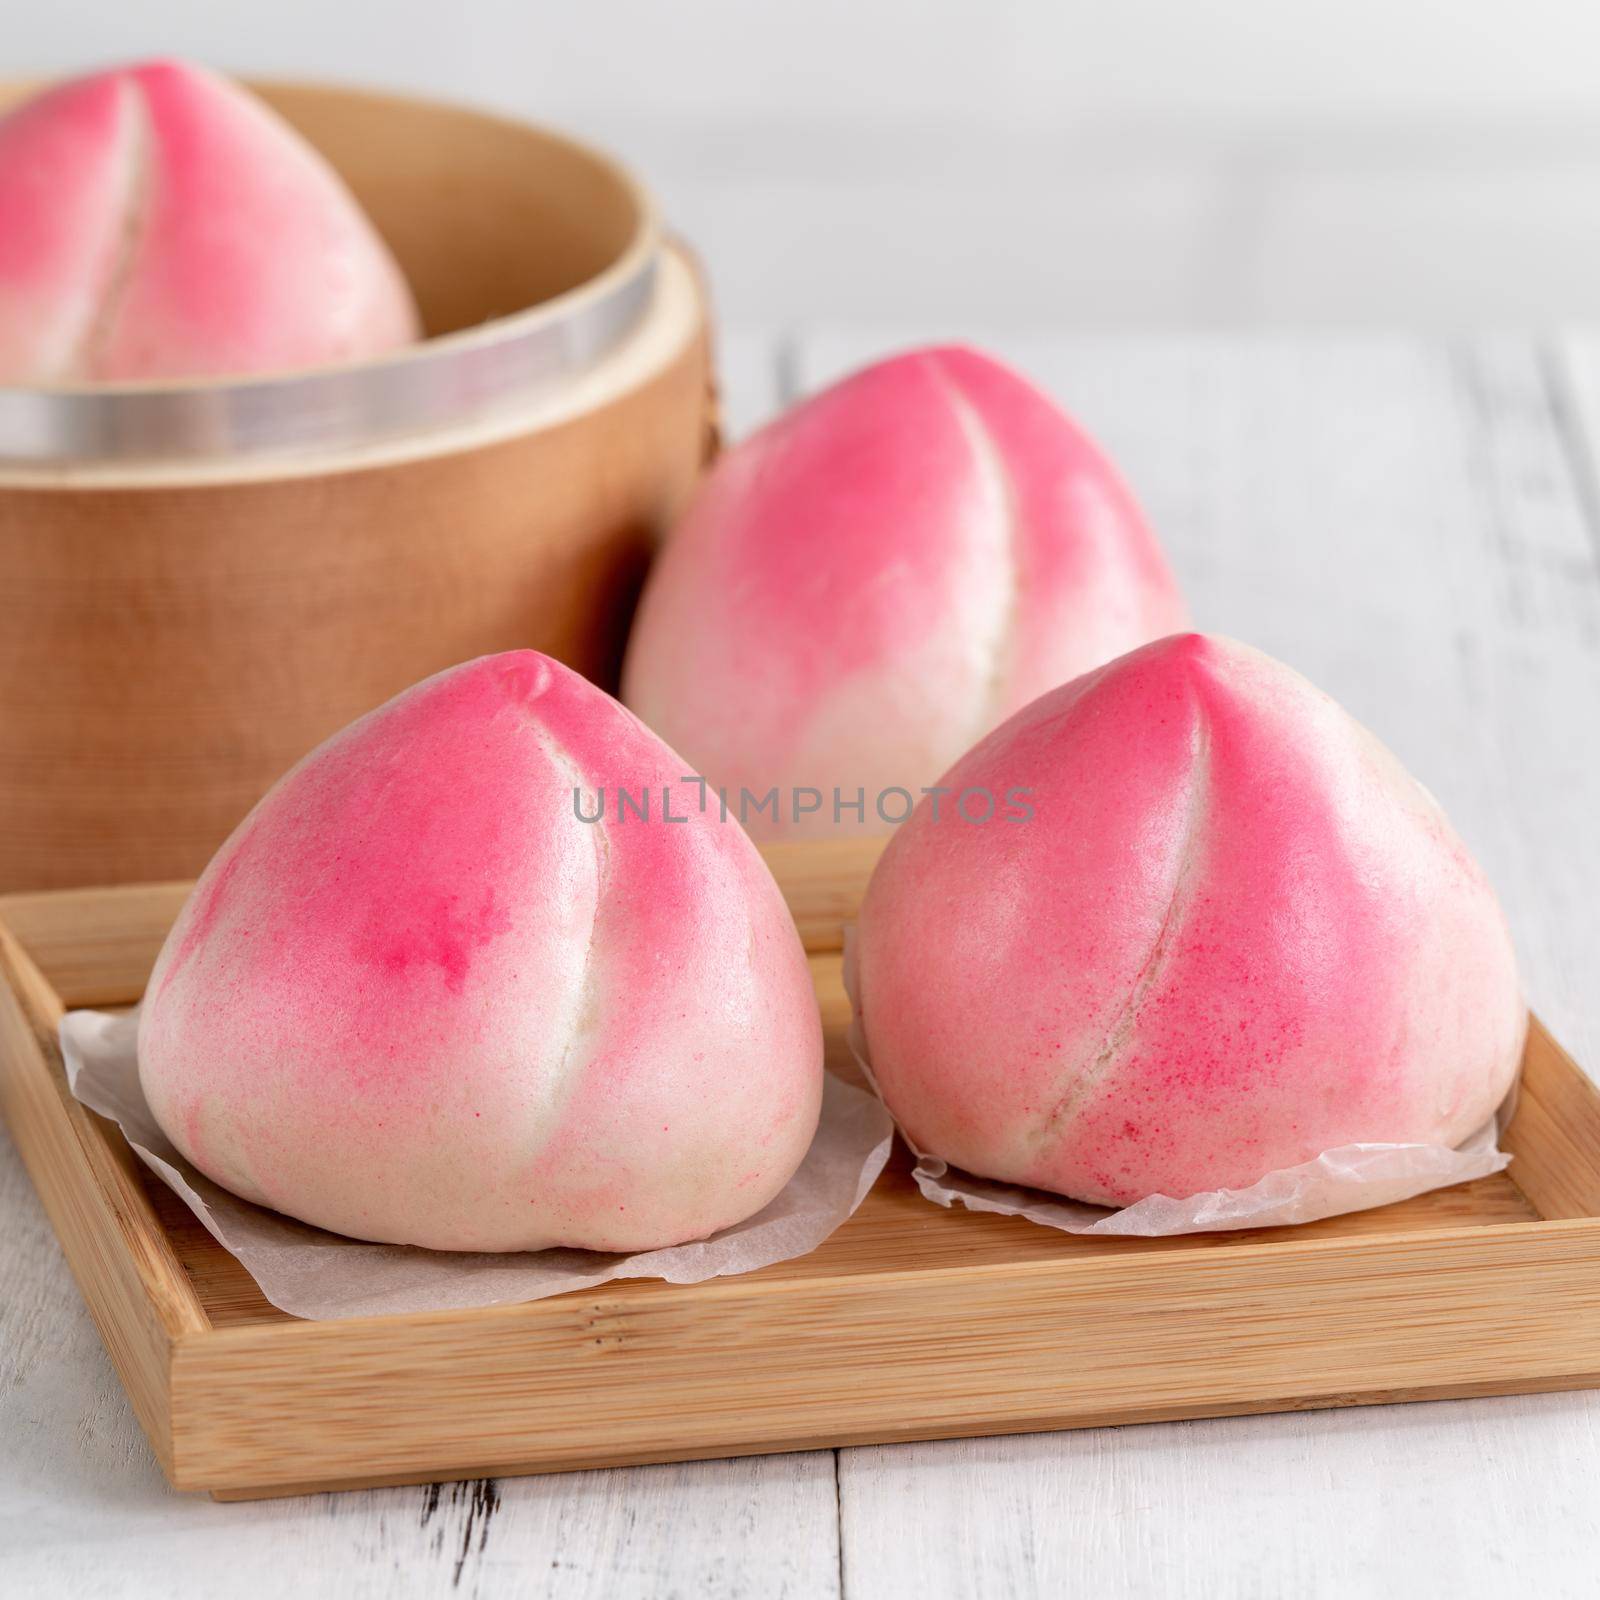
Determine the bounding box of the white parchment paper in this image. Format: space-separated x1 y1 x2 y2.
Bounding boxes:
60 1007 894 1321
842 931 1516 1236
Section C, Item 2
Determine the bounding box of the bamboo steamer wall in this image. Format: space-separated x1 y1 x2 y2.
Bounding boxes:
0 83 715 892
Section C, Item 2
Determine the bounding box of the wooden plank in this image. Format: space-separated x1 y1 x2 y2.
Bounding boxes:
795 330 1600 1599
837 1388 1600 1599
0 882 189 1009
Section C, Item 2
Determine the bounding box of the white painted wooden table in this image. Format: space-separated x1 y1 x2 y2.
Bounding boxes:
5 331 1600 1598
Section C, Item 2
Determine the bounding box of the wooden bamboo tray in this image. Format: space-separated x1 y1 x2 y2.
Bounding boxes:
4 838 1600 1500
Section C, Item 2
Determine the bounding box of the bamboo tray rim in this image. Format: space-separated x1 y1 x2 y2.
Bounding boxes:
173 1204 1600 1349
162 1157 1595 1338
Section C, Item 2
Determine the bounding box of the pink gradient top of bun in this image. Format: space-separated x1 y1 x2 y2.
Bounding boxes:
622 344 1188 838
137 653 823 1253
0 59 419 383
855 634 1525 1207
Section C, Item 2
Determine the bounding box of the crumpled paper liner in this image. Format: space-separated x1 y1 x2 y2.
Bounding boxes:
841 930 1516 1236
60 1007 894 1320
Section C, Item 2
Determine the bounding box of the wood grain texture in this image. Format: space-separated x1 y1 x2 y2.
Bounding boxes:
798 330 1600 1600
0 883 190 1009
760 837 886 953
836 1389 1600 1600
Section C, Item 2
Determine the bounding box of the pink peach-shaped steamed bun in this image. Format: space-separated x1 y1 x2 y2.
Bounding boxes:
855 634 1525 1207
137 653 823 1252
0 59 418 383
621 344 1187 839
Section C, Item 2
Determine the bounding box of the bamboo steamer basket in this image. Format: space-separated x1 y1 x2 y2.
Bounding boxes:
0 80 716 892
